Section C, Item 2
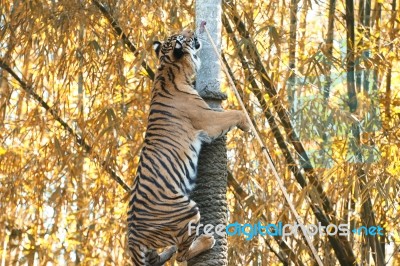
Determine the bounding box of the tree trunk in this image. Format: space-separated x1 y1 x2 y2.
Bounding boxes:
385 0 397 122
363 0 371 94
345 0 357 112
75 20 85 265
288 0 298 117
346 0 385 265
188 1 228 265
356 0 365 93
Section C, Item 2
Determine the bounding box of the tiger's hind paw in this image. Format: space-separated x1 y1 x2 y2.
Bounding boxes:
176 234 215 262
195 234 215 250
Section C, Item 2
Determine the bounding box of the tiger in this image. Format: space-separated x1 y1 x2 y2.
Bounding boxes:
127 29 249 265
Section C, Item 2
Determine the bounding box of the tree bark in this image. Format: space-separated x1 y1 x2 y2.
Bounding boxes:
188 1 228 265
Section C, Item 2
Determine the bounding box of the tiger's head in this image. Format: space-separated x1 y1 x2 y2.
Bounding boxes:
153 29 201 72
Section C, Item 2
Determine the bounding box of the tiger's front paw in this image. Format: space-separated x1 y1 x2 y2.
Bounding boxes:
238 114 250 132
196 234 216 250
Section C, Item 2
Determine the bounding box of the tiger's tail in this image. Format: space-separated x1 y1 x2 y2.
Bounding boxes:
128 233 177 266
128 234 146 266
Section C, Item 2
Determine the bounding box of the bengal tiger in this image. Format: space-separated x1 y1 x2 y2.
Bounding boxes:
127 29 249 265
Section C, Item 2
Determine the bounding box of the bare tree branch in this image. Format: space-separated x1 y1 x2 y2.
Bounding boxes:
92 0 155 80
0 59 131 192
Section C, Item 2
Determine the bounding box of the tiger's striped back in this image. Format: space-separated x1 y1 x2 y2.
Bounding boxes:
127 29 249 265
127 29 207 265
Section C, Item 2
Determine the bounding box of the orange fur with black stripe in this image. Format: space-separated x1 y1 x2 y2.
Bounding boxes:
127 29 249 265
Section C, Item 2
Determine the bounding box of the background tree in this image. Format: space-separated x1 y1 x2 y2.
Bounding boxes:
0 0 399 265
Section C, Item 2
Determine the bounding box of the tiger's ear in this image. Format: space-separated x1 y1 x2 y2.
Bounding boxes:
153 41 162 57
173 40 184 59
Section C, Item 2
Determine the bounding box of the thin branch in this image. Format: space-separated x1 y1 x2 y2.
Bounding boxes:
0 59 131 192
92 0 155 80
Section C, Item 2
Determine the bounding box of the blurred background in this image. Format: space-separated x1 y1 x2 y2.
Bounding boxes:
0 0 399 265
